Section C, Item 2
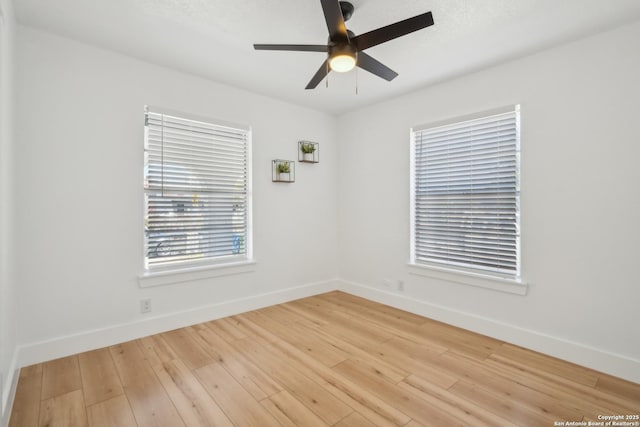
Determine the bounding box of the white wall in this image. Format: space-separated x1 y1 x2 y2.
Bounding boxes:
13 26 338 361
337 21 640 381
0 0 17 420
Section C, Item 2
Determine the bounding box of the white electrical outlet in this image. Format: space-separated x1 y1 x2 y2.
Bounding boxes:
140 298 152 314
397 280 405 292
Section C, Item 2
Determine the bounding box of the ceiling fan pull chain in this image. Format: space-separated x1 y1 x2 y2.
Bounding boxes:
355 65 359 95
326 59 330 88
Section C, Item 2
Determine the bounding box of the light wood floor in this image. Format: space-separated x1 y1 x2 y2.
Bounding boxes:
9 291 640 427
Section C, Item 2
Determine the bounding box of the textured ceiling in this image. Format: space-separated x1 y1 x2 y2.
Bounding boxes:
14 0 640 114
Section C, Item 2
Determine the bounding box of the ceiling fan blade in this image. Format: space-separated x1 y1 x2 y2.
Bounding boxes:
352 11 433 51
357 52 398 81
306 60 330 89
254 44 328 52
321 0 349 42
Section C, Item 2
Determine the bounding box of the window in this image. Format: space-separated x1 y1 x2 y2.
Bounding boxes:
144 107 251 271
410 106 520 280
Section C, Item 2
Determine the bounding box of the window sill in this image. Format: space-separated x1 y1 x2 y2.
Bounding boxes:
139 260 256 288
407 263 528 295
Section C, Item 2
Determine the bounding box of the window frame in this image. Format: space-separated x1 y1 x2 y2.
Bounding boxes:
140 106 253 283
409 105 525 293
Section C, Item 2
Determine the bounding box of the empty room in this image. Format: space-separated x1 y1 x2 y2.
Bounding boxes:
1 0 639 426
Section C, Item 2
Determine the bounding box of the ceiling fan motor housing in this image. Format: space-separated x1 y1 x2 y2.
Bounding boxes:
340 1 354 21
329 43 357 60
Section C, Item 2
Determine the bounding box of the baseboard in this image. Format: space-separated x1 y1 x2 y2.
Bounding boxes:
17 279 338 368
1 351 19 427
337 279 640 384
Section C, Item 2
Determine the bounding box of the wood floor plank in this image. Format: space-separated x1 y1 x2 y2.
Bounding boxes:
492 343 599 386
295 323 410 383
194 362 281 427
138 334 180 368
320 292 426 324
41 355 82 401
313 299 453 357
436 350 587 421
333 359 399 386
359 337 459 390
86 395 137 427
449 380 556 426
317 312 396 351
333 411 378 427
230 313 281 344
193 323 282 399
279 303 330 328
260 390 329 427
153 359 234 427
109 341 185 427
121 373 185 427
256 310 350 367
331 356 468 427
595 374 640 402
415 320 503 360
19 364 43 378
335 360 512 426
109 341 155 381
399 374 518 427
263 337 412 427
300 300 399 346
10 291 640 427
160 328 216 370
241 310 350 367
480 352 640 416
284 299 335 326
232 338 354 426
318 294 493 358
206 317 249 341
262 304 326 330
487 352 602 392
9 364 43 427
38 389 87 427
78 348 124 406
318 292 427 332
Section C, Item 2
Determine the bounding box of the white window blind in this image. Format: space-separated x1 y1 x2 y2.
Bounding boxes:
411 106 520 279
144 107 250 270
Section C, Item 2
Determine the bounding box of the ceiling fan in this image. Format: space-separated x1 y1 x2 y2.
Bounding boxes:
253 0 434 89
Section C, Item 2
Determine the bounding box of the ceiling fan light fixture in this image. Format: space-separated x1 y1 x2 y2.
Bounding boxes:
328 44 357 72
329 53 356 72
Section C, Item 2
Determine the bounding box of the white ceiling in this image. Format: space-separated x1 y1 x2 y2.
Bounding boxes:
14 0 640 115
